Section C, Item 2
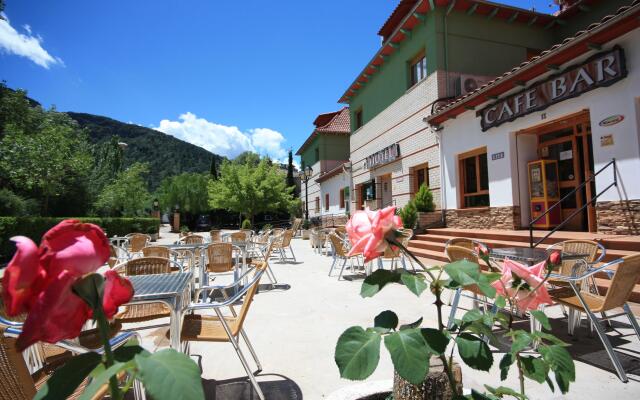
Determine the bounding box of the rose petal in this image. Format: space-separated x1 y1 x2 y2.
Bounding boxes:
102 270 134 319
1 236 47 316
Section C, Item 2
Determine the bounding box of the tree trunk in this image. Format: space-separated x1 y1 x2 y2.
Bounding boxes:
393 357 463 400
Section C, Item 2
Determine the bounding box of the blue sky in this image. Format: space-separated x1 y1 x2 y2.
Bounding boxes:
0 0 557 163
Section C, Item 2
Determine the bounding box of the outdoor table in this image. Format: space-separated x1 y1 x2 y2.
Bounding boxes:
489 247 549 265
163 244 209 291
126 272 192 351
110 236 129 247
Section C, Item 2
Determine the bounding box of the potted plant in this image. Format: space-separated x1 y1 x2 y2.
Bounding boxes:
147 225 159 242
301 219 311 239
413 184 441 230
334 207 574 399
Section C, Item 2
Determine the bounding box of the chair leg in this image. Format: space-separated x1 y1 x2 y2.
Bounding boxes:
328 258 337 276
288 246 297 262
239 329 263 373
338 259 348 281
623 303 640 342
266 265 277 284
447 288 462 330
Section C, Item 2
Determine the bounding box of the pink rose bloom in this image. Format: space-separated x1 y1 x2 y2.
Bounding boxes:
492 258 553 311
103 269 134 319
346 206 403 262
2 220 132 351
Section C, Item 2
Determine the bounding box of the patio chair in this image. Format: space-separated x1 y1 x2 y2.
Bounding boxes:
126 233 150 254
179 234 205 245
229 231 247 243
240 229 254 240
444 237 483 251
114 257 182 325
328 233 363 280
550 254 640 382
546 240 606 289
445 245 496 329
272 229 296 262
249 240 278 284
205 243 235 274
210 229 222 243
377 229 415 272
291 218 302 236
173 263 268 400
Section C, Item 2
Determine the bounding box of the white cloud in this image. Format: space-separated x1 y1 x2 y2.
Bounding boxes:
0 15 62 68
154 112 290 160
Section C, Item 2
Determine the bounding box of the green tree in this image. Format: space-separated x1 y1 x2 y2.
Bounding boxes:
209 157 218 180
0 100 93 215
208 157 295 223
414 184 435 212
398 200 418 229
286 149 296 195
89 136 124 198
157 172 210 215
94 163 151 217
233 151 260 166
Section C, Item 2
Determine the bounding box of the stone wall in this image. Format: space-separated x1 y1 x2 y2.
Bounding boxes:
320 214 349 228
596 200 640 235
445 206 521 230
418 211 444 229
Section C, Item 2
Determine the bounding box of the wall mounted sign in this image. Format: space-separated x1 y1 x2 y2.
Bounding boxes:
600 134 614 147
479 46 627 131
491 152 505 161
363 143 400 169
599 114 624 127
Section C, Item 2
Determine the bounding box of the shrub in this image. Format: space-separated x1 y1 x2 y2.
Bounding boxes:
241 219 252 229
301 220 311 230
413 184 435 212
261 223 273 231
398 200 418 229
0 217 160 262
0 189 38 216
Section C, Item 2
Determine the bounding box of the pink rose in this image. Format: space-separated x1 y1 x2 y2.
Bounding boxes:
549 251 561 266
102 270 134 319
346 206 403 262
1 237 47 315
492 259 553 311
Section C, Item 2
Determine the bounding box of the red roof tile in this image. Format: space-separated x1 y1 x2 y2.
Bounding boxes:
378 0 418 41
296 107 350 155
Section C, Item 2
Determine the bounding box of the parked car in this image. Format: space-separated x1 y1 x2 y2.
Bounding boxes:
195 214 212 231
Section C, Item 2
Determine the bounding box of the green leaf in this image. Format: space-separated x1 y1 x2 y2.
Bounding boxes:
462 309 484 323
530 310 551 330
485 385 528 400
78 361 133 400
509 331 532 354
399 317 423 330
72 273 105 310
470 389 499 400
361 270 402 298
335 326 382 380
531 331 568 346
114 343 151 362
421 328 450 355
400 273 428 297
539 345 575 394
456 333 493 371
494 295 506 309
545 375 555 392
135 349 205 400
34 352 102 400
444 260 496 298
520 356 548 383
499 353 514 381
384 329 430 385
374 310 399 331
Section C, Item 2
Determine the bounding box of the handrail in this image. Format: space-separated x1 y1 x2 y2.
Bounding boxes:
529 158 616 248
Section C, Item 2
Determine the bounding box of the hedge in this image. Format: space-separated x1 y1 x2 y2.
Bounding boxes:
0 217 160 262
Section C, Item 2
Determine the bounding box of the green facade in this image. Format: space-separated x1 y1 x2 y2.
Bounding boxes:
300 134 350 169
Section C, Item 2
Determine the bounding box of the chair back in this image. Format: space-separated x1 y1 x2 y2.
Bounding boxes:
142 246 170 258
271 228 284 237
558 240 601 276
108 245 119 269
230 232 246 243
206 243 234 273
601 254 640 311
235 263 268 331
0 327 36 399
210 230 222 243
291 218 302 232
240 229 253 240
181 235 204 245
445 237 476 251
125 257 170 276
128 233 150 252
446 245 479 263
328 234 347 257
280 230 294 247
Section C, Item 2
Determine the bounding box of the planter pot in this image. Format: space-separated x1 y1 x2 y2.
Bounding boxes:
326 380 392 400
149 233 158 242
393 357 463 400
417 211 443 230
302 229 310 240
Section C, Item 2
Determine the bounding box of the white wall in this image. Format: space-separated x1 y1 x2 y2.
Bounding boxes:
440 28 640 212
320 171 350 216
300 161 322 219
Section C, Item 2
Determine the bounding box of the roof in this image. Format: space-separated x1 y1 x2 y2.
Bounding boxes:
295 107 350 155
339 0 557 103
427 0 640 126
316 162 349 183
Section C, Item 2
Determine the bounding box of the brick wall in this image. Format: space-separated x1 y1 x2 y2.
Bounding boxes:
596 200 640 235
445 206 521 230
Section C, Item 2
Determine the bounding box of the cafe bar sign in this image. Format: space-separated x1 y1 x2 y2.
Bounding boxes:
479 46 627 131
364 143 400 170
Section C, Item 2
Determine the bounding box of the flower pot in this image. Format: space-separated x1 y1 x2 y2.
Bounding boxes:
302 229 310 240
393 357 463 400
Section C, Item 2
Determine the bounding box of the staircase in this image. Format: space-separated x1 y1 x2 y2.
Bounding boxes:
408 228 640 302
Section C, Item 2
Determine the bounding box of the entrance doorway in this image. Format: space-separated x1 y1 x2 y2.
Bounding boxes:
519 110 596 232
380 174 393 208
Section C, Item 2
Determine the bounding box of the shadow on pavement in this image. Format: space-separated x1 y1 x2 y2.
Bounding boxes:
201 374 303 400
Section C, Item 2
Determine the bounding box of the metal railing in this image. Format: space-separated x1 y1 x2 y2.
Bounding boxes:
529 158 617 248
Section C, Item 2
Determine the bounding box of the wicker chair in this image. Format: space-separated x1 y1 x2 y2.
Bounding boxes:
179 234 205 245
228 232 247 243
377 229 414 272
272 229 296 262
173 262 268 400
240 229 254 240
126 233 150 253
142 245 171 258
550 254 640 382
205 243 235 273
547 240 605 288
114 257 178 324
210 230 222 243
328 233 363 280
444 237 483 251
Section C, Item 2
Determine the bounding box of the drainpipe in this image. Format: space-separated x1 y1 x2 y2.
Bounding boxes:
435 127 447 227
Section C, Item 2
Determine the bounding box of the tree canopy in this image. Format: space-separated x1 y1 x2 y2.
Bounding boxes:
208 157 295 222
157 172 210 215
94 163 151 217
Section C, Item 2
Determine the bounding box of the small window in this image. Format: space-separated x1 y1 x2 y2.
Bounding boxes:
315 197 320 213
314 147 320 163
412 163 430 194
325 193 329 211
409 52 427 87
355 109 363 130
339 189 345 209
459 148 489 208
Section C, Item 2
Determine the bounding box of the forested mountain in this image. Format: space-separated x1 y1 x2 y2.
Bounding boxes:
67 112 223 190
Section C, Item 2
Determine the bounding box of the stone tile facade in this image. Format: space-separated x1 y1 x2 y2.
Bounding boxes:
596 200 640 235
445 206 522 230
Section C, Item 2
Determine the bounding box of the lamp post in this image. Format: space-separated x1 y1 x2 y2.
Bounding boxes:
298 166 313 220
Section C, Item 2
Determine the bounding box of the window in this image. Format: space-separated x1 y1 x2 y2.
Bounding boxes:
314 147 320 163
325 193 329 211
411 163 430 193
355 109 363 130
458 148 489 208
339 188 345 209
315 197 320 213
409 52 427 87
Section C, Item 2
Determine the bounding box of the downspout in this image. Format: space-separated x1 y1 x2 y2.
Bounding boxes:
436 127 447 227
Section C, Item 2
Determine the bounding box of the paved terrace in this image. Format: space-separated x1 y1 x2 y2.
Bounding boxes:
132 227 640 399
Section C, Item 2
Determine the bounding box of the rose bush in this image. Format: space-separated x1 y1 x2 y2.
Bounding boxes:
346 206 402 262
